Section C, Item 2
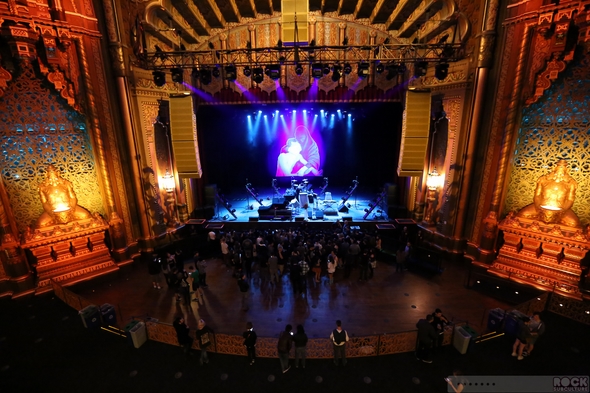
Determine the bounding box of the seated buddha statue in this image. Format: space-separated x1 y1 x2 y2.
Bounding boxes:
516 160 581 228
36 165 91 228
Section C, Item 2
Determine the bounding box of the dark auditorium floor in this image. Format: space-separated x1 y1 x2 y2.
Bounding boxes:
1 236 589 392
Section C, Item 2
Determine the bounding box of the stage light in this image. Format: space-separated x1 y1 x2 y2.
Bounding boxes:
376 63 385 74
343 63 352 75
243 66 252 77
266 64 281 80
414 61 428 77
199 68 212 85
331 65 342 82
171 68 183 83
252 66 264 83
434 63 449 81
152 71 166 87
191 67 200 79
386 63 406 80
357 62 370 78
311 63 323 79
224 65 237 81
295 63 304 75
322 64 331 75
212 67 220 78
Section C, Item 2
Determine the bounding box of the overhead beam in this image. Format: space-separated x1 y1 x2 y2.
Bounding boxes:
200 0 227 29
253 0 274 15
157 1 203 42
337 0 356 15
396 0 444 38
382 0 419 31
234 0 258 18
369 0 401 25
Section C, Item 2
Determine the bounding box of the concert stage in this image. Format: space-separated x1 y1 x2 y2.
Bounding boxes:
200 185 404 227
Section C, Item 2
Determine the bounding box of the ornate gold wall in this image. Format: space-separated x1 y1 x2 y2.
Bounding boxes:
504 52 590 224
0 63 104 232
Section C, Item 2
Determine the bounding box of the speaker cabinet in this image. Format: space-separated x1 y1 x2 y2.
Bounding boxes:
169 95 203 178
397 90 431 177
249 217 259 222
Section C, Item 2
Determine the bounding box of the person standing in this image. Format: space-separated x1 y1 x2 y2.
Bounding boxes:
525 312 545 356
330 320 349 366
243 321 257 365
277 324 293 373
431 308 449 350
195 252 208 288
512 317 532 360
148 255 162 289
189 267 203 304
173 316 192 354
416 314 437 363
237 274 250 311
268 251 279 284
195 319 213 365
327 254 336 285
293 324 308 369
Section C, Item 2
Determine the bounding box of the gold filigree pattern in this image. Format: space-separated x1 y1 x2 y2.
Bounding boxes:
0 63 105 232
378 331 419 355
504 53 590 224
548 293 590 326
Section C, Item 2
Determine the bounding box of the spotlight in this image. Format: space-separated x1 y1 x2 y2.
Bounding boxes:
212 67 220 78
311 63 323 79
295 63 304 75
343 63 352 75
414 61 428 77
434 63 449 81
357 62 370 78
152 71 166 87
243 66 252 77
199 68 212 85
322 64 331 75
386 63 406 80
331 65 342 82
171 67 183 83
266 64 281 80
224 65 237 81
191 67 200 79
375 63 385 74
252 66 264 83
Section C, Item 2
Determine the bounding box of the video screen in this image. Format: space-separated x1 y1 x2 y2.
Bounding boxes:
195 103 402 193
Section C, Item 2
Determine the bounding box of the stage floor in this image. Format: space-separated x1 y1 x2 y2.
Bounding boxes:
207 186 395 224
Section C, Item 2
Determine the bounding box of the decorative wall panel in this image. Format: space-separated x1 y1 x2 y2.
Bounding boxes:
0 63 104 232
504 53 590 225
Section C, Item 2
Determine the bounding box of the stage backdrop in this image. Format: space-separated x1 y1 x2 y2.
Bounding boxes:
195 103 403 194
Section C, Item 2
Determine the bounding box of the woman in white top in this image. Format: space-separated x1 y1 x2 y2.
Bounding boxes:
327 254 336 285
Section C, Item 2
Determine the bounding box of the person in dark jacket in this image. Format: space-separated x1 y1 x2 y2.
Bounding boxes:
195 319 213 365
173 316 192 354
148 255 162 289
293 324 309 368
416 314 437 363
329 320 349 366
243 321 257 365
277 324 293 373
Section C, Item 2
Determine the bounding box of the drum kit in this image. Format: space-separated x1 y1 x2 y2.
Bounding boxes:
285 179 318 213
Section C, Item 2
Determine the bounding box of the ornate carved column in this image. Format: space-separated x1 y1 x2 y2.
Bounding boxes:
480 22 535 251
454 0 500 240
101 0 151 243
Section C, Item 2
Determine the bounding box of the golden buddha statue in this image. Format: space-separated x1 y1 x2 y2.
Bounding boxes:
516 160 581 228
36 165 91 228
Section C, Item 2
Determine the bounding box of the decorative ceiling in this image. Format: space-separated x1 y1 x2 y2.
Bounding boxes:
141 0 463 50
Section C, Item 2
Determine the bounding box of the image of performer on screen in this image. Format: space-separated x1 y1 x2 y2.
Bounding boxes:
276 138 322 177
295 125 321 172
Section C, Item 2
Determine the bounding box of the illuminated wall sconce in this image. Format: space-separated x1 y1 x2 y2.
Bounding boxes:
424 168 443 225
160 169 176 193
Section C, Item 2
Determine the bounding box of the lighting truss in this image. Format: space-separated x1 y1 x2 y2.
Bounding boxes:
137 43 463 70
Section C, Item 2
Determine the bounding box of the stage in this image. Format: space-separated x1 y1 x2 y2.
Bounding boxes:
199 183 403 226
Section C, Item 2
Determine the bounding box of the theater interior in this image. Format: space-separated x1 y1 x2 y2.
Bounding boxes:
1 0 590 392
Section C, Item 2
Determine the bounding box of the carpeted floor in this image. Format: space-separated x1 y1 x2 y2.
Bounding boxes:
1 294 589 393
